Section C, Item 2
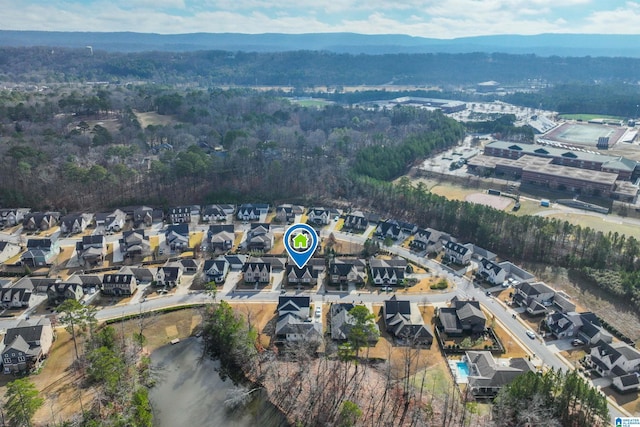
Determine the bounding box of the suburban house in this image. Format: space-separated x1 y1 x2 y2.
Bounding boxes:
444 241 474 265
513 282 556 315
476 257 507 285
165 223 190 252
207 224 235 252
275 296 322 343
118 266 156 284
613 374 640 394
120 229 151 259
383 296 433 347
203 258 230 284
275 204 300 223
330 303 379 342
307 207 331 225
225 254 248 271
14 276 53 294
46 282 84 304
22 237 60 267
237 204 269 221
260 256 287 272
545 311 613 345
438 297 487 336
343 211 368 231
179 258 200 274
465 350 534 399
588 341 640 392
201 205 227 222
2 318 54 374
243 261 271 283
103 209 126 232
552 292 577 314
167 206 191 224
286 265 319 286
0 208 29 227
246 223 273 251
497 261 536 284
67 274 102 293
471 245 498 262
130 206 159 228
59 213 91 235
75 235 107 267
0 287 32 309
375 220 407 241
23 212 59 231
369 258 406 286
410 228 445 254
102 274 137 296
156 265 183 288
0 241 21 263
329 258 366 286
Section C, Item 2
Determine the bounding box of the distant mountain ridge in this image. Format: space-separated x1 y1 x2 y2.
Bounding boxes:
2 31 640 57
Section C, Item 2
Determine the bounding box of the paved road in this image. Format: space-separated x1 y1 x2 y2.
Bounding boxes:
2 220 628 419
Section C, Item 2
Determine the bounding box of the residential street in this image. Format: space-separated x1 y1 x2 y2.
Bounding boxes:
1 221 629 420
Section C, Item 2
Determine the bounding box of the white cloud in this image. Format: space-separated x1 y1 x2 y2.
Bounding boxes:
0 0 635 37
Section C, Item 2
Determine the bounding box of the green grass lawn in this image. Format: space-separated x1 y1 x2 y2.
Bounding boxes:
289 98 333 108
558 113 624 121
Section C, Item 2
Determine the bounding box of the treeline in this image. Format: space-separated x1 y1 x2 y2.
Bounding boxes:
493 369 609 426
353 108 465 180
345 177 640 274
580 268 640 311
505 83 640 117
4 47 640 86
464 114 535 142
57 299 153 427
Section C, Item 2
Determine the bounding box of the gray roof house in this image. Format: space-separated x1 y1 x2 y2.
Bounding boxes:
410 228 444 253
465 350 534 399
2 318 54 374
438 297 486 336
275 296 321 343
330 303 379 343
369 258 406 286
120 229 151 259
46 282 84 304
477 258 506 285
513 282 556 315
383 296 433 347
286 265 319 286
589 341 640 392
208 224 235 251
102 274 138 296
203 258 229 284
343 211 368 231
444 241 474 265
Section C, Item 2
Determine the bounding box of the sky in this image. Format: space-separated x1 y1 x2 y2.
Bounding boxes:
1 0 640 38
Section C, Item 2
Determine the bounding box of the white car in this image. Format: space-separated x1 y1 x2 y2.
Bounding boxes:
315 306 322 317
526 330 536 339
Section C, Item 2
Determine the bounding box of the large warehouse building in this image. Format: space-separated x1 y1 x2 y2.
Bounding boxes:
468 141 640 202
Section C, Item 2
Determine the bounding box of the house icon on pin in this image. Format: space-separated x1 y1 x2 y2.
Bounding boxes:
292 233 309 250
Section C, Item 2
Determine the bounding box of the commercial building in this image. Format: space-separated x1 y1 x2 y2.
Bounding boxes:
468 141 639 201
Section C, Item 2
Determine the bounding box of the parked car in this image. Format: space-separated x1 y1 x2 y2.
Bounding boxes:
526 330 536 339
315 306 322 317
572 339 585 347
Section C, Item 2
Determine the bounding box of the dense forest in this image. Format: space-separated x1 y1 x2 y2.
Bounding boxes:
1 82 639 305
3 47 640 86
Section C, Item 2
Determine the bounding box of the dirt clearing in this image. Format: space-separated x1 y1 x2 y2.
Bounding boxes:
465 193 512 210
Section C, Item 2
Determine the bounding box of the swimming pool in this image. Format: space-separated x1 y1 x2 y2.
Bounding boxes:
456 361 470 380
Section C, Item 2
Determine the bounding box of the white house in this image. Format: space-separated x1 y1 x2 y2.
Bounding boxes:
477 257 506 285
444 241 474 265
307 207 330 225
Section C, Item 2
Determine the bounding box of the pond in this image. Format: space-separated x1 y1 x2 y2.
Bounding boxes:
149 337 289 427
